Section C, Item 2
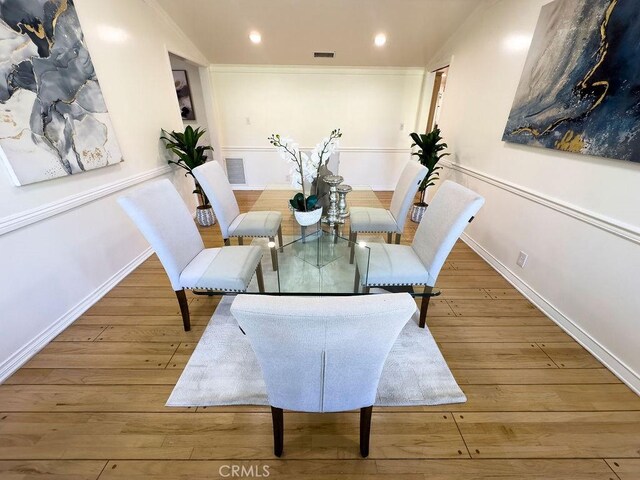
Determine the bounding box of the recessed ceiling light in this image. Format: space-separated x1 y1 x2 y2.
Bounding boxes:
249 31 262 44
374 33 386 47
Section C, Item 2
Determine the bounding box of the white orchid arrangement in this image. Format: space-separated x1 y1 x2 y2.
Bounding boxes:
268 129 342 211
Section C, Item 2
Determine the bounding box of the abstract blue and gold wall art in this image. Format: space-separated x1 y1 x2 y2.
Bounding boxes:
0 0 123 185
503 0 640 163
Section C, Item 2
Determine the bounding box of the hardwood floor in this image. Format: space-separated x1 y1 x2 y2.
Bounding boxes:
1 191 638 479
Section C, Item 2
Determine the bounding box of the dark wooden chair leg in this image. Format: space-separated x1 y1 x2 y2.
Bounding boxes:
271 406 284 457
238 236 244 245
395 233 402 244
223 238 230 246
386 232 392 243
360 405 373 457
419 294 431 328
175 289 190 331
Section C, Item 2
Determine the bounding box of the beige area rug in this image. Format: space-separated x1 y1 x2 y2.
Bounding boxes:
167 295 466 407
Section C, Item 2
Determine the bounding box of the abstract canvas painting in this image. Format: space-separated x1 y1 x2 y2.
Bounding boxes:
503 0 640 163
0 0 123 186
172 70 195 120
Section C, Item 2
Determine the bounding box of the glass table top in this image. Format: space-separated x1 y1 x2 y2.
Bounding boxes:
204 186 439 298
273 228 370 295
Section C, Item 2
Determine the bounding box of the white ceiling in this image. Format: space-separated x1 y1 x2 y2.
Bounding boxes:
155 0 480 67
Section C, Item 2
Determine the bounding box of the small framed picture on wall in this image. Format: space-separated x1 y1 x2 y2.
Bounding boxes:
172 70 196 120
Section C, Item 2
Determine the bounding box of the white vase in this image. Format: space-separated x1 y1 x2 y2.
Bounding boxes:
294 207 322 226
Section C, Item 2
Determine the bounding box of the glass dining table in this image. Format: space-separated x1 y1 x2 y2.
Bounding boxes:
232 187 437 304
196 186 439 321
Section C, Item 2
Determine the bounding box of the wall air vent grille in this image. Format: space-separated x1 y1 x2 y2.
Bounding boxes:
224 158 246 185
314 52 335 58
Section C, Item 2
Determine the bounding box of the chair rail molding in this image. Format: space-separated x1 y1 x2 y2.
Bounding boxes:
0 165 172 236
460 231 640 395
442 160 640 246
0 246 154 384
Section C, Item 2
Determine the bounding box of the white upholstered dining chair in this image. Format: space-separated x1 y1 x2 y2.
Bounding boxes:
349 161 427 262
193 161 283 270
354 180 485 328
118 179 264 331
230 292 417 458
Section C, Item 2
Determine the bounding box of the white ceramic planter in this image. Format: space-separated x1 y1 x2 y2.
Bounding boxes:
195 205 216 227
294 207 322 226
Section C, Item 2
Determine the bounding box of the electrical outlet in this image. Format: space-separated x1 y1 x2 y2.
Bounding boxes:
517 251 528 268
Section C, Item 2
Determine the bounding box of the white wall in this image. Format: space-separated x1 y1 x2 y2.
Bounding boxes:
0 0 209 381
431 0 640 391
209 66 427 189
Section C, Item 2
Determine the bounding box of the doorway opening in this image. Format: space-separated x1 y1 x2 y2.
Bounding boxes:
426 66 449 132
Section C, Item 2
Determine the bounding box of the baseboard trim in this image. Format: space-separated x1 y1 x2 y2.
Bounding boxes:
460 232 640 395
0 166 172 236
443 160 640 245
0 247 154 384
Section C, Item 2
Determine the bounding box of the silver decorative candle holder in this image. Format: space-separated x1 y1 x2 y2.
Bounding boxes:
321 175 344 228
337 184 352 219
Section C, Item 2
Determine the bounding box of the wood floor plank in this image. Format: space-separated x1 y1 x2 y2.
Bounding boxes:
376 458 617 479
99 459 381 479
455 411 640 458
451 368 622 385
3 369 181 385
97 459 619 479
538 342 605 368
450 384 640 412
53 326 107 342
437 343 555 369
83 298 180 316
435 275 512 288
0 460 106 479
74 315 211 326
23 354 173 370
606 459 640 480
430 325 571 343
426 316 555 327
484 288 527 300
0 386 192 412
437 288 491 299
95 326 205 343
447 299 542 317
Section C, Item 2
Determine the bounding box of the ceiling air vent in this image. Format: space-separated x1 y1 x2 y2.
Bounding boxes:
314 51 335 58
224 158 246 185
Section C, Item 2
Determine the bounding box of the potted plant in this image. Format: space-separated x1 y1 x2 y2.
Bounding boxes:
269 129 342 226
409 126 450 223
161 126 216 227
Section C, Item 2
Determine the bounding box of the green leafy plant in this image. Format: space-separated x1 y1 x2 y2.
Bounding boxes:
410 126 450 206
161 126 213 206
289 192 318 212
